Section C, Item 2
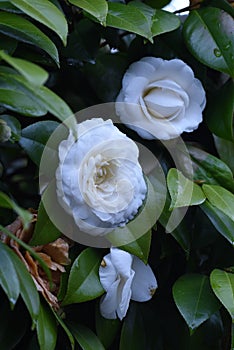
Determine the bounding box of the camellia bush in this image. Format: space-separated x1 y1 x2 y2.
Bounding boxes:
0 0 234 349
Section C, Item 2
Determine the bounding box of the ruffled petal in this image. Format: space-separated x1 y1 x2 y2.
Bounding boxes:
131 257 157 302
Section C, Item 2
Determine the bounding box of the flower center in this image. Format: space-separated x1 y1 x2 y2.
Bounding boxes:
94 162 112 185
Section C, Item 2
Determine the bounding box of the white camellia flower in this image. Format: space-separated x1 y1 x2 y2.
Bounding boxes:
99 247 157 320
116 57 206 140
56 118 147 236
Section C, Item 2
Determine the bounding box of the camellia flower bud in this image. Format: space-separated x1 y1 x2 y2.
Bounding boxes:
99 247 157 320
0 119 11 143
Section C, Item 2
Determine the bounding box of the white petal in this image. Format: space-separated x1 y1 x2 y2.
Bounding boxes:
131 257 157 302
99 253 118 291
99 278 120 319
110 248 133 278
117 270 135 320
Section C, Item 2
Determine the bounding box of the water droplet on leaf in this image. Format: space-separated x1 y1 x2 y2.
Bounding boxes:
213 48 222 57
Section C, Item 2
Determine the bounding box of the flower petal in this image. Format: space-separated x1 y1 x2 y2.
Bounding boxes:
131 256 157 302
110 247 133 278
99 278 120 319
99 253 117 291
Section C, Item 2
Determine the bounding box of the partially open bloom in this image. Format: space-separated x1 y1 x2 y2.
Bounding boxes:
56 118 147 235
99 247 157 320
116 57 206 140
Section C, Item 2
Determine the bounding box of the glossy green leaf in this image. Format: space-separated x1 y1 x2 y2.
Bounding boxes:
0 241 20 309
0 33 17 53
69 322 105 350
10 0 68 45
19 121 59 167
0 87 47 116
0 225 52 286
62 248 104 305
52 310 75 350
120 230 151 264
205 79 234 141
0 1 20 12
0 12 59 64
130 2 180 39
68 0 108 25
31 200 61 245
187 145 234 193
173 274 221 330
107 178 163 247
210 269 234 319
214 135 234 174
0 114 21 141
0 191 32 227
159 194 191 255
0 50 48 86
120 303 146 350
203 184 234 222
95 303 121 349
183 8 234 76
35 85 73 122
107 2 180 42
207 0 234 17
167 168 205 209
5 244 40 326
201 200 234 246
36 302 57 350
0 68 73 121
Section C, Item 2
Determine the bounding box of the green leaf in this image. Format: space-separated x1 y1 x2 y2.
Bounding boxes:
0 50 48 86
201 200 234 246
214 135 234 174
0 33 17 54
130 2 180 39
107 177 162 247
0 12 59 64
202 184 234 222
106 2 180 42
120 230 152 264
0 241 20 309
0 114 21 141
205 79 234 141
68 322 105 350
95 303 121 349
5 244 40 326
51 310 75 350
0 191 32 227
120 303 146 350
183 8 234 76
0 225 52 287
0 68 73 121
167 168 206 209
0 87 47 116
19 121 59 166
31 200 61 246
173 274 221 330
68 0 108 25
9 0 68 45
62 248 104 305
159 194 191 255
186 145 234 193
210 269 234 319
36 302 57 350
